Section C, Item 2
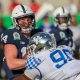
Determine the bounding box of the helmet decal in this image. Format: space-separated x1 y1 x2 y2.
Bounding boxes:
62 7 65 13
20 4 26 13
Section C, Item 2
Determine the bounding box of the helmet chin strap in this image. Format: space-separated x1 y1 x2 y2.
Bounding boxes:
58 23 68 30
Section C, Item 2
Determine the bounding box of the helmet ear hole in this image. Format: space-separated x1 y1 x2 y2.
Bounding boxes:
38 48 43 51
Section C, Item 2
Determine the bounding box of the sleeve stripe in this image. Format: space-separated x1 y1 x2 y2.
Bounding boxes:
36 67 42 79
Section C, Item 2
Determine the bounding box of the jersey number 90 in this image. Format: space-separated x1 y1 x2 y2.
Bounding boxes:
50 49 73 68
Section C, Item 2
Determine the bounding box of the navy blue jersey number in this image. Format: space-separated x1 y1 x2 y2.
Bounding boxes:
50 49 73 68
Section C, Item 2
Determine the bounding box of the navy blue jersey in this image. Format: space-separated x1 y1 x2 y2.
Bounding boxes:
50 28 73 47
1 28 29 79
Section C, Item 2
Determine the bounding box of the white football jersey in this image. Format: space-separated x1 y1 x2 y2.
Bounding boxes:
24 45 80 80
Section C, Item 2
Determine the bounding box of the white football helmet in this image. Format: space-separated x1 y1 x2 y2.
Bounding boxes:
11 4 35 33
53 7 71 30
27 32 56 55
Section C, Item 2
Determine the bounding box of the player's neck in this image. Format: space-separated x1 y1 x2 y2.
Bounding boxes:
23 33 30 39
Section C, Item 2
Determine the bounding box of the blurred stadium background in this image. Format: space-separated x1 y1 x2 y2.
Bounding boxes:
0 0 80 79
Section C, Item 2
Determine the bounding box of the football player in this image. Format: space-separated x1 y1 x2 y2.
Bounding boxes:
1 4 36 80
19 32 80 80
50 7 73 47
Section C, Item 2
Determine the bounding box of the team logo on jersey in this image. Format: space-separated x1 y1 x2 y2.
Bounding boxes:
59 32 66 39
13 32 20 40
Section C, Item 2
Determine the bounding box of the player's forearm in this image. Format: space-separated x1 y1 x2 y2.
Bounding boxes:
7 58 26 70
